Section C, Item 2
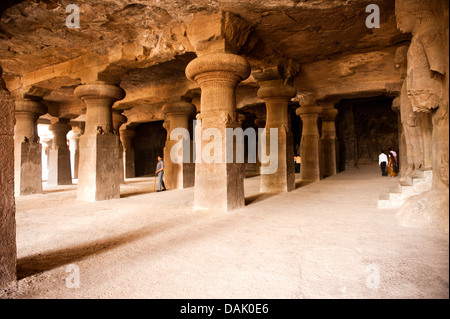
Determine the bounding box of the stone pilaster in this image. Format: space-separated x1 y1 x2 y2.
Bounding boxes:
47 118 72 185
186 53 251 211
320 104 339 177
74 81 125 202
162 101 196 190
296 105 323 182
0 71 17 287
113 110 127 183
256 73 296 193
119 127 136 179
14 97 47 196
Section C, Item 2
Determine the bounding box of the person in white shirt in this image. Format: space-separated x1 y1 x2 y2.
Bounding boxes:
379 151 388 176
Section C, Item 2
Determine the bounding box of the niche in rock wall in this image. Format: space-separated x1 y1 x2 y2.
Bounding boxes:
336 96 398 171
133 121 167 177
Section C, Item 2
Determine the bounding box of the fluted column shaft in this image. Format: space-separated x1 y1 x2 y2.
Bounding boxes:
296 105 323 182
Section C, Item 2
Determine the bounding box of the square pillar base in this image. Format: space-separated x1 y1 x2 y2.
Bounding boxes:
47 148 72 185
14 141 43 196
77 134 121 202
260 130 295 193
194 162 245 212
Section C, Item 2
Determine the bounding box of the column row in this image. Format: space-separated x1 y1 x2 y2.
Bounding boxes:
12 56 339 209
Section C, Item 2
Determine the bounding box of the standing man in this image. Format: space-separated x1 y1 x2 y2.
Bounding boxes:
378 150 388 177
155 155 167 192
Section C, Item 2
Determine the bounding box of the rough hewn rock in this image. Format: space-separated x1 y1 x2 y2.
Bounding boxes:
0 67 16 287
394 0 449 233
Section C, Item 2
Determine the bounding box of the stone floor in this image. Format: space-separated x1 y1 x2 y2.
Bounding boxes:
2 164 448 298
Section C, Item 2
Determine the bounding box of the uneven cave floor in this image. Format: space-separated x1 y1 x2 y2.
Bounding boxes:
2 164 448 299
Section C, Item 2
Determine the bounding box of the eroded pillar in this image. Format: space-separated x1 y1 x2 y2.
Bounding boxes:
296 105 323 182
47 118 72 185
320 104 338 177
119 127 136 179
0 72 17 286
14 98 47 196
186 53 251 211
256 72 296 193
162 101 196 189
74 82 125 201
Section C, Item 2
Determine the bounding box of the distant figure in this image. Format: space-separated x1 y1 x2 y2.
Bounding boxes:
155 155 166 192
388 151 398 177
378 150 388 176
389 148 399 174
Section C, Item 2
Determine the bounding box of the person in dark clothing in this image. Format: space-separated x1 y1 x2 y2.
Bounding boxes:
155 156 166 192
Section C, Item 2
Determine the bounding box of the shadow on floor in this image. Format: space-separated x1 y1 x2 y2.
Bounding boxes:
16 213 194 280
245 193 276 205
295 180 313 189
120 189 154 198
42 188 76 194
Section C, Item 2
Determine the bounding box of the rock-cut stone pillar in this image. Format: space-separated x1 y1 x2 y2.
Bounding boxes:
119 127 136 179
186 53 251 211
74 82 125 201
162 101 196 190
47 118 72 185
113 110 127 184
296 105 323 182
68 128 81 179
14 98 47 196
320 105 338 177
257 80 296 193
0 71 17 286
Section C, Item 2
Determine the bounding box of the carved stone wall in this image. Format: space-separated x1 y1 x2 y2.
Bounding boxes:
336 97 399 169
